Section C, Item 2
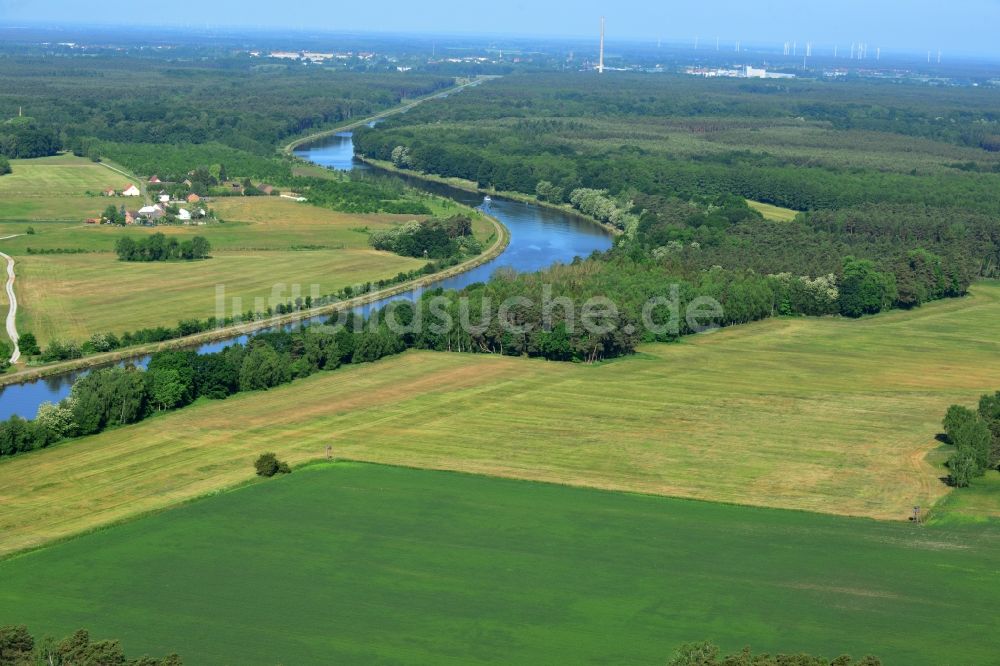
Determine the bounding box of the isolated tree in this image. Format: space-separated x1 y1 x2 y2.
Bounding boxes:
17 333 39 357
254 452 290 477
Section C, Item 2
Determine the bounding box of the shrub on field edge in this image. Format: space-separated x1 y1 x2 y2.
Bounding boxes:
255 452 291 477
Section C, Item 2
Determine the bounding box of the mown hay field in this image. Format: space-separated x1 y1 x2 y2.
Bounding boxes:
2 283 999 556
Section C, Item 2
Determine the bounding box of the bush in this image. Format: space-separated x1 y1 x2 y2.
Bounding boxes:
254 452 291 477
666 641 880 666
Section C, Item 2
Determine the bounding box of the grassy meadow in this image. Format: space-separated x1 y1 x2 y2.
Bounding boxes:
2 282 999 556
0 154 138 222
1 463 997 665
746 199 799 222
0 193 493 345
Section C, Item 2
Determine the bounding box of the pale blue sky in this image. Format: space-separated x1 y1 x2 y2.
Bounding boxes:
1 0 997 57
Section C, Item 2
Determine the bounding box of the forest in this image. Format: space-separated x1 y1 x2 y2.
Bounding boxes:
0 54 452 178
354 73 1000 215
354 73 1000 321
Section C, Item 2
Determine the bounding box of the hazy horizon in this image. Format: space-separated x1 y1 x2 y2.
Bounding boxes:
0 0 996 58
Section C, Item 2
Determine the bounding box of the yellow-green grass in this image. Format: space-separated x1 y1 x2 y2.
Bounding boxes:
0 155 138 221
3 197 493 344
747 199 800 222
16 249 425 344
926 442 1000 525
2 283 999 556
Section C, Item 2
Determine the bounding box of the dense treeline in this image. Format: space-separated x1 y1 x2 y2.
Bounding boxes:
0 116 60 158
1 316 380 458
370 214 480 258
941 392 1000 487
358 122 1000 216
354 73 1000 215
91 141 293 183
293 173 432 215
668 641 879 666
626 195 986 293
115 234 211 262
0 625 181 665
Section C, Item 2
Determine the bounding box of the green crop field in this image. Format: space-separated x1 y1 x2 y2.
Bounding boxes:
0 463 997 665
0 195 493 345
3 282 999 557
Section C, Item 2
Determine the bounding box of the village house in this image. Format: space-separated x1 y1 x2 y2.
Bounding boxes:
158 193 170 204
125 210 136 225
258 184 275 195
102 187 116 197
149 175 161 184
186 193 201 203
138 204 164 221
122 184 141 197
177 208 192 222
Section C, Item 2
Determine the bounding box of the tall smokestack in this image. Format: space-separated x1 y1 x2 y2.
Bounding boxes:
598 17 605 74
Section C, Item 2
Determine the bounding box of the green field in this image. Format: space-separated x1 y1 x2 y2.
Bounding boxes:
0 463 997 665
0 195 493 345
0 154 138 222
3 283 999 556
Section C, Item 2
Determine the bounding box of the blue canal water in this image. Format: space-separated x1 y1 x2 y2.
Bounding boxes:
0 133 612 419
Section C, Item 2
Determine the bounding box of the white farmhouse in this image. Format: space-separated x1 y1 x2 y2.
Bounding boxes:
122 184 141 197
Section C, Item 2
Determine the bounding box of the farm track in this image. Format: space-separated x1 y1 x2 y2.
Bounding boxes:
0 235 22 364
